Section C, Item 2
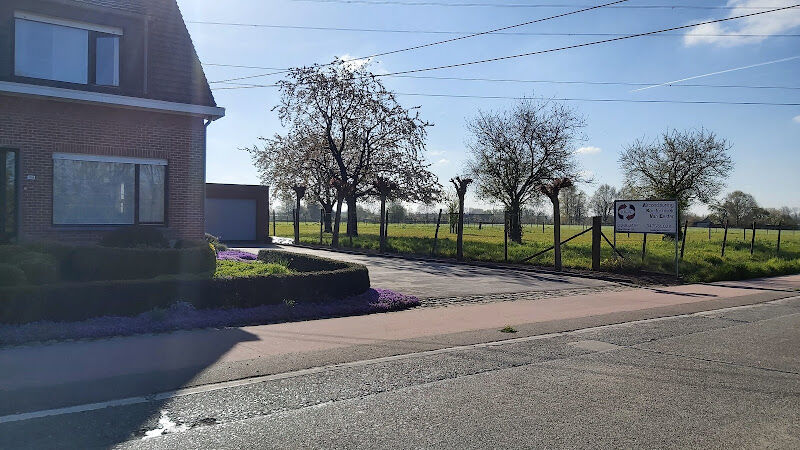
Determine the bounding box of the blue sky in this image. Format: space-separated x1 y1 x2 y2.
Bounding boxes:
177 0 800 213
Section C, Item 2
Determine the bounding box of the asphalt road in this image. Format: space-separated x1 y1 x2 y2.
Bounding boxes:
258 245 615 298
2 295 798 449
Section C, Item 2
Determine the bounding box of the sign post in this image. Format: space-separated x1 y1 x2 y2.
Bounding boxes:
614 199 680 278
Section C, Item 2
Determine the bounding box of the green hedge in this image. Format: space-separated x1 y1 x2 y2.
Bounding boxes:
0 251 370 324
0 242 216 285
68 245 217 281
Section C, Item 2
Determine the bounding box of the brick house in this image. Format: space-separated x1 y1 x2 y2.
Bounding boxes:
0 0 224 243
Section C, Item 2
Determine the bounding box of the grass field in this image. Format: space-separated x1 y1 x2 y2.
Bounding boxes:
272 221 800 283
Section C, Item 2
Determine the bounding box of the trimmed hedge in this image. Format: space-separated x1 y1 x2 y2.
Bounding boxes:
69 245 217 282
0 251 370 324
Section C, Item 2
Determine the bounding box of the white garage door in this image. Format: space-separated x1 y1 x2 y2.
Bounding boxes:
205 198 257 241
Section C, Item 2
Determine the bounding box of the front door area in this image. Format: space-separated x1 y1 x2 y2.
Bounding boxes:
1 149 18 242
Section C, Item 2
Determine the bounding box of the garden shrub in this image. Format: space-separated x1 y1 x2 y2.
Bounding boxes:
0 251 370 324
100 226 169 248
15 252 59 285
69 245 217 281
205 233 228 253
0 264 27 287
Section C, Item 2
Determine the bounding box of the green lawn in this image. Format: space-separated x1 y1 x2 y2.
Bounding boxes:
272 221 800 282
214 260 293 279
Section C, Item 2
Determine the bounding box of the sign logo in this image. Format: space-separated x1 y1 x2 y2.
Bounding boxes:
617 203 636 221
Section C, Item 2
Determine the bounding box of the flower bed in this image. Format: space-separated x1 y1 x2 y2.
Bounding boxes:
0 250 371 324
0 289 420 347
216 249 258 261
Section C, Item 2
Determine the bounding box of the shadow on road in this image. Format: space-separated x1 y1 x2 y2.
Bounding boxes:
0 328 260 448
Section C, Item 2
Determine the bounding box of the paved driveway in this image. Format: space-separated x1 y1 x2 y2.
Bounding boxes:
244 245 615 299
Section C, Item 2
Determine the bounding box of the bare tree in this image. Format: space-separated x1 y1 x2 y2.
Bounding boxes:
619 128 733 213
541 178 574 271
466 98 585 244
589 184 618 223
274 60 433 238
559 185 588 225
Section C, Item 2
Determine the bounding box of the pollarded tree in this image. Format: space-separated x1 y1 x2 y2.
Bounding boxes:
619 128 733 213
275 59 433 237
589 184 618 224
466 98 585 244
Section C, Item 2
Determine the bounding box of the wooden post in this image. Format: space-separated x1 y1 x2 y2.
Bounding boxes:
272 210 276 236
504 211 509 262
750 221 756 255
319 208 323 245
721 220 729 257
641 233 647 262
592 216 601 271
708 225 711 240
432 209 442 256
680 219 688 259
777 226 782 254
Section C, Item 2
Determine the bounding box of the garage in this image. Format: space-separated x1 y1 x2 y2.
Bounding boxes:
205 184 269 243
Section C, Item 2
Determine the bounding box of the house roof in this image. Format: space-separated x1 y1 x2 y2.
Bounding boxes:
69 0 217 108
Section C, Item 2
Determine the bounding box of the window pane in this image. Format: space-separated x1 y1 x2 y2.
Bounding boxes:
15 19 88 84
139 165 166 223
96 36 119 86
53 159 135 225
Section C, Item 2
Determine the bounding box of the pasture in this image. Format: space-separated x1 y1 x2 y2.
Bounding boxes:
273 221 800 282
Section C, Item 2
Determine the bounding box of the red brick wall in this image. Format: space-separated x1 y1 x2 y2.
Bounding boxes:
0 94 207 243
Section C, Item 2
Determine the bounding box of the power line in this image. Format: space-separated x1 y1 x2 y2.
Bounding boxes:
210 75 800 91
209 0 628 83
372 4 800 77
208 4 800 83
187 21 800 38
289 0 797 9
210 87 800 106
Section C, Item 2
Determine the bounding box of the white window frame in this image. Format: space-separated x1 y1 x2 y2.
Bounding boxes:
52 154 167 226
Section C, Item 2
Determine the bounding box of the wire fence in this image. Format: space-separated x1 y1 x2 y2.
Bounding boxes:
267 208 800 278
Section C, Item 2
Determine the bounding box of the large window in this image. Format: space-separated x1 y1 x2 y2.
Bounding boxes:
14 13 121 86
53 155 166 226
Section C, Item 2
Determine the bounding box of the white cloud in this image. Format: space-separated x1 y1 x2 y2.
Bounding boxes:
575 146 602 155
428 150 447 156
794 115 800 123
435 158 450 166
684 1 800 47
338 53 372 71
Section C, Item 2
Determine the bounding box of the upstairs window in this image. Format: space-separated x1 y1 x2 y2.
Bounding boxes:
14 12 121 87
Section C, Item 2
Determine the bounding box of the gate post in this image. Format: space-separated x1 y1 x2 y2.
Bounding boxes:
592 216 601 271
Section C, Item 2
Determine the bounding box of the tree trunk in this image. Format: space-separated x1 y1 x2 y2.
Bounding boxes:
456 193 466 260
508 201 523 244
331 196 344 247
551 196 563 271
346 195 359 237
322 205 333 233
379 194 387 253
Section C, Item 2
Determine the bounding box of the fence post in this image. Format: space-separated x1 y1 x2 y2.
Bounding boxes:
432 209 442 256
680 220 688 259
272 210 276 237
750 221 756 255
319 208 323 245
592 216 601 271
777 226 782 254
504 211 509 262
708 225 711 240
641 233 647 262
722 220 729 257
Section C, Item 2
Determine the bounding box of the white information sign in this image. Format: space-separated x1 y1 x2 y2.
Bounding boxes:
614 200 678 234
